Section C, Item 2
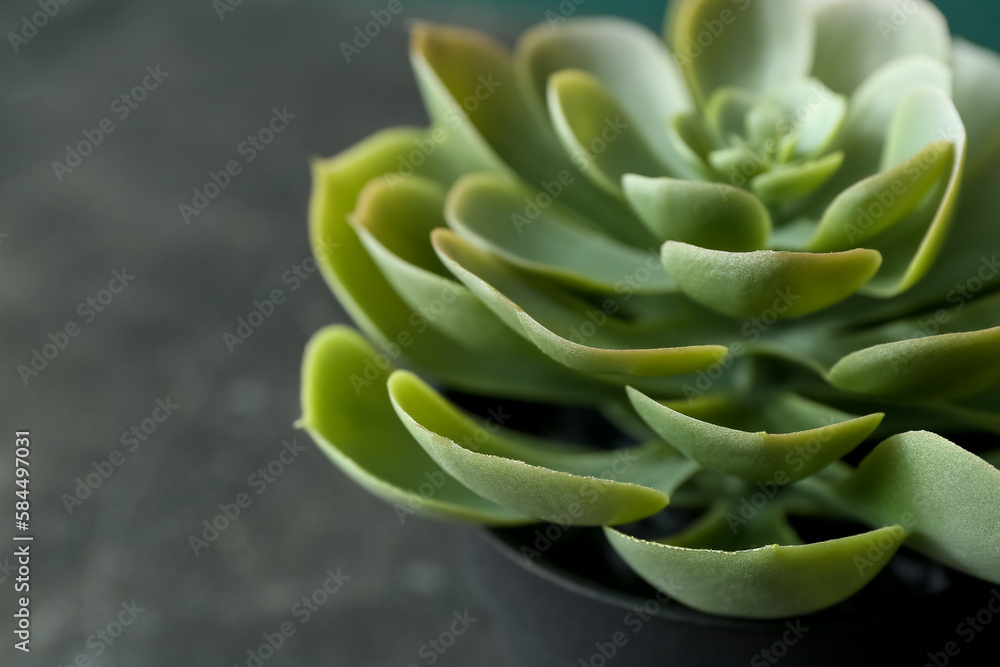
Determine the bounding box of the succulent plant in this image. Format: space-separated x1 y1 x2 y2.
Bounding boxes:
300 0 1000 618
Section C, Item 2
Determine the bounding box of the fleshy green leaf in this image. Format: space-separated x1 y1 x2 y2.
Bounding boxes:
388 370 698 525
769 78 847 160
310 127 612 403
410 23 516 177
752 151 844 204
704 87 759 144
828 431 1000 584
810 0 950 95
808 140 953 252
446 173 675 293
622 174 771 251
828 55 951 190
952 39 1000 175
628 386 882 482
434 229 730 376
827 326 1000 400
665 112 716 180
745 100 785 148
351 174 530 350
670 0 814 103
410 22 652 247
810 288 1000 369
547 69 668 195
298 326 531 525
516 17 697 178
661 241 882 318
707 145 768 182
800 55 952 222
310 127 452 340
868 131 1000 316
605 523 904 619
863 86 966 296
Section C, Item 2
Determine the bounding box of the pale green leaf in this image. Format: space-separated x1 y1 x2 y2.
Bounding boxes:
434 229 730 377
622 174 771 251
665 112 716 180
810 0 949 95
516 17 697 178
605 523 904 619
827 326 1000 400
310 128 612 403
808 140 953 252
752 151 844 204
952 39 1000 176
627 387 882 482
388 370 698 525
410 22 653 247
661 241 882 318
299 326 531 525
547 69 668 195
769 78 847 160
866 86 966 296
704 86 759 144
351 174 531 350
829 431 1000 584
670 0 814 102
446 173 676 293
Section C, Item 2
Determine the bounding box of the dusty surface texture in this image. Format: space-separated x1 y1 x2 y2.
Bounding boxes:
0 1 542 664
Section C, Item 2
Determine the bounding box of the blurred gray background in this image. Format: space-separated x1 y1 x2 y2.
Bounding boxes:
0 0 994 665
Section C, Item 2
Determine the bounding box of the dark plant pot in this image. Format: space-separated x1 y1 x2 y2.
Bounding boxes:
459 524 1000 667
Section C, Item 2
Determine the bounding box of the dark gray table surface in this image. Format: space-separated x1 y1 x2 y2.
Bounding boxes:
0 1 545 664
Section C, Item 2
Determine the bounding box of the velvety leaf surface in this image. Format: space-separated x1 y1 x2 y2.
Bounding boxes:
310 127 613 403
435 229 730 377
810 0 949 95
351 174 533 350
605 523 904 619
661 241 882 318
861 86 966 296
447 173 675 293
516 17 697 178
388 370 698 525
952 39 1000 175
752 152 844 204
809 141 953 252
623 174 771 251
411 22 654 247
547 69 669 194
660 502 802 552
299 326 531 525
627 386 882 482
670 0 814 102
828 431 1000 583
827 326 1000 400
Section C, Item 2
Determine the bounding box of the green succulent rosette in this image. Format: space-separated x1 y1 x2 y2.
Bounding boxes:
300 0 1000 618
